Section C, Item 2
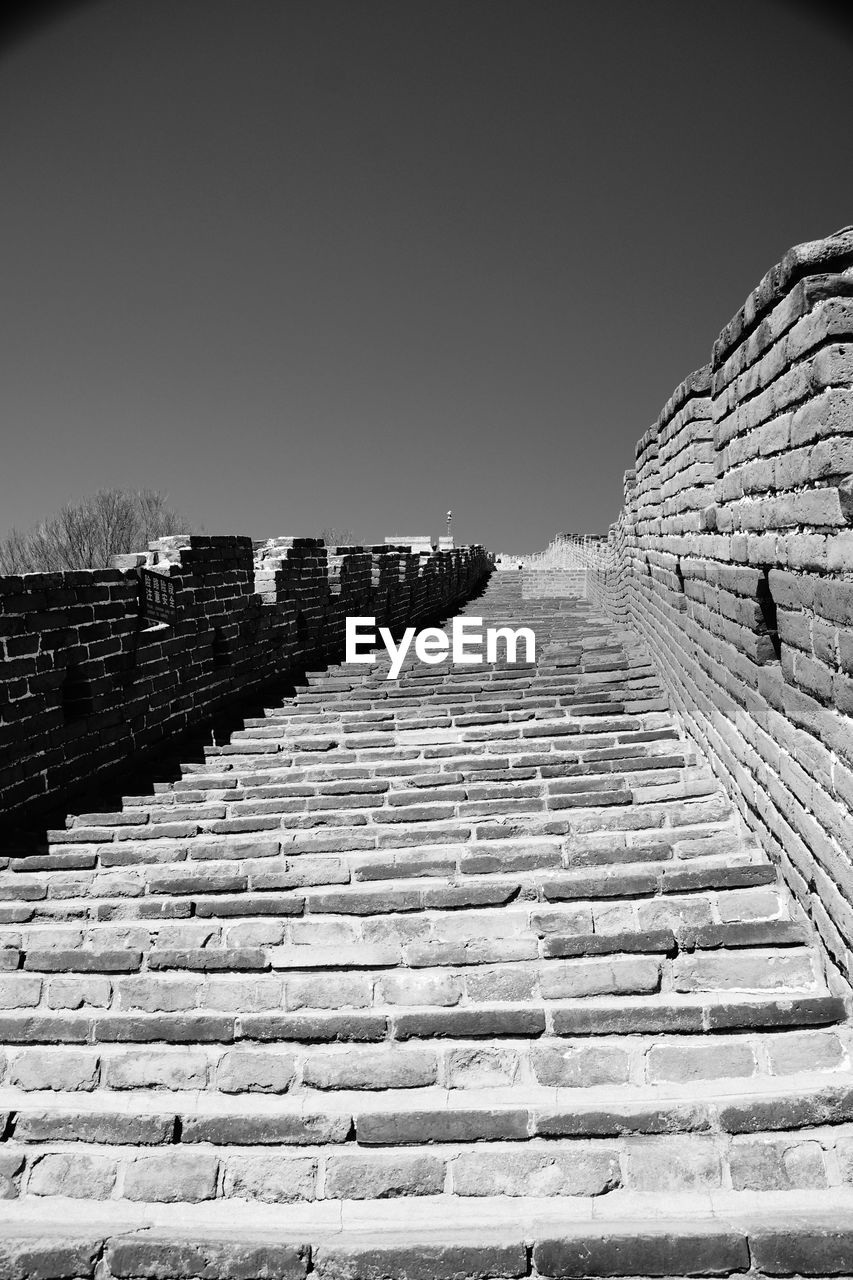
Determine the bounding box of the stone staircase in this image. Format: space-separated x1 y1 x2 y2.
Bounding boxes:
1 573 852 1276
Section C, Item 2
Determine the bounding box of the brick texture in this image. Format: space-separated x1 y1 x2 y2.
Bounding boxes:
0 539 491 824
579 225 853 980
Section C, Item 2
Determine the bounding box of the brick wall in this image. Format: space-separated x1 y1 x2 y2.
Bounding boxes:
582 225 853 980
0 538 491 825
521 569 588 598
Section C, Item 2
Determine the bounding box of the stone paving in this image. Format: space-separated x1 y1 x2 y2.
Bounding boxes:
1 573 852 1275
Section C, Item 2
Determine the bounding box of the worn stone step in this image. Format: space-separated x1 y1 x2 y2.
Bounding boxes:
6 1125 853 1204
1 1027 849 1095
4 1197 853 1278
23 817 734 874
0 850 780 922
0 943 821 1014
43 802 739 863
0 873 798 942
2 1075 853 1144
3 571 852 1255
0 993 843 1044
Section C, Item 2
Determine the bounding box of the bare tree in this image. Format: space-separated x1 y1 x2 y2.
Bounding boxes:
0 489 194 574
319 527 358 546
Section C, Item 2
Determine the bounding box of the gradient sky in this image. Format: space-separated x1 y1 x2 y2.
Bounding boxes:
1 0 851 552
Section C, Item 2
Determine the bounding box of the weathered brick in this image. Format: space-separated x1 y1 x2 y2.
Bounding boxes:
444 1046 520 1089
533 1225 748 1277
0 976 42 1009
9 1049 99 1091
729 1137 827 1190
452 1147 618 1197
356 1108 529 1145
531 1043 631 1088
221 1154 317 1202
104 1050 209 1090
303 1047 437 1090
215 1048 295 1093
46 976 111 1010
14 1109 173 1145
182 1112 350 1145
108 1233 309 1279
541 956 660 999
122 1151 219 1202
750 1218 853 1274
623 1136 723 1191
0 1232 105 1280
325 1152 445 1199
394 1008 545 1039
646 1041 756 1084
314 1237 526 1280
764 1029 844 1075
27 1152 118 1199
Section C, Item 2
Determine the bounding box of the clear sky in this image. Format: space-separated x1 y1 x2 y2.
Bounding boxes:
1 0 851 551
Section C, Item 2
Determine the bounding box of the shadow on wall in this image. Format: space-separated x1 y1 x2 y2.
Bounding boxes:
0 538 492 829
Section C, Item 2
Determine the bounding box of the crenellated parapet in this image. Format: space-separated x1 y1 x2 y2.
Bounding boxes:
0 537 491 824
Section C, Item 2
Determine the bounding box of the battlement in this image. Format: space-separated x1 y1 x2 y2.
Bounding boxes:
580 224 853 980
0 538 491 823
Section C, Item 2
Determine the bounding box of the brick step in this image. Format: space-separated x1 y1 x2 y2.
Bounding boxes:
231 677 656 698
2 1072 853 1137
55 767 711 838
0 838 756 894
2 573 848 1246
203 709 674 744
7 1121 853 1206
38 791 723 848
0 866 794 934
292 682 659 701
49 797 736 845
80 750 700 819
109 755 699 790
3 1080 853 1207
0 946 823 1016
0 993 843 1044
0 854 780 924
2 1026 848 1094
288 685 664 705
271 699 669 723
3 1196 853 1278
298 662 640 683
231 721 681 744
41 773 712 834
0 876 797 959
280 679 657 700
0 915 812 966
57 804 710 866
246 697 670 722
228 748 695 774
174 737 686 778
46 790 729 851
151 738 690 782
42 821 724 873
199 717 675 760
5 921 805 971
0 931 809 998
